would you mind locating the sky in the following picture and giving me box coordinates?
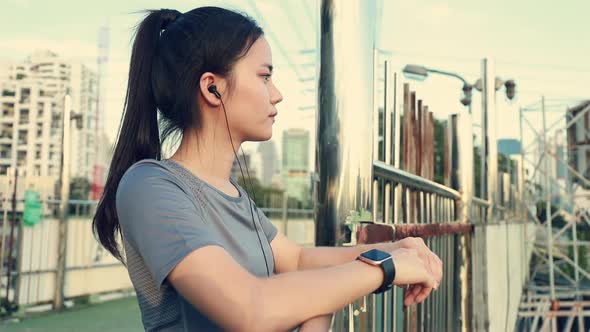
[1,0,589,172]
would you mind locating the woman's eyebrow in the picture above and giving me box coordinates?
[260,63,273,73]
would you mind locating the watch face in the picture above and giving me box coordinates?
[361,249,391,262]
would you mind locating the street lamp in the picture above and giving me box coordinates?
[403,61,518,213]
[402,64,517,111]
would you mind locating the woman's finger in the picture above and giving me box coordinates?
[415,286,433,304]
[409,285,422,300]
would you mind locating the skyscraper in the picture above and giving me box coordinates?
[257,140,278,186]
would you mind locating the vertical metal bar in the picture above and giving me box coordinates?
[14,194,24,306]
[384,60,393,227]
[447,235,453,331]
[372,49,380,230]
[383,66,395,330]
[0,167,13,290]
[572,203,580,287]
[541,96,556,302]
[393,73,402,227]
[5,167,19,305]
[435,235,440,329]
[373,179,379,225]
[54,93,72,310]
[282,191,288,237]
[482,58,498,223]
[36,203,47,304]
[26,223,35,305]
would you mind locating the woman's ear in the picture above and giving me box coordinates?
[199,72,223,106]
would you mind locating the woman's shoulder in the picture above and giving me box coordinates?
[117,158,190,198]
[121,158,172,180]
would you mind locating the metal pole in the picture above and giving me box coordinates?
[282,191,288,237]
[4,166,18,305]
[542,96,556,301]
[481,58,498,223]
[0,181,8,287]
[452,109,474,332]
[316,0,377,330]
[519,107,532,286]
[382,59,394,331]
[53,94,72,310]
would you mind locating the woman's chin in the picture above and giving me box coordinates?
[249,129,273,142]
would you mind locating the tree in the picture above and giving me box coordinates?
[70,177,90,200]
[236,176,284,208]
[433,118,446,185]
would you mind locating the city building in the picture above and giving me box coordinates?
[256,140,278,186]
[231,152,257,182]
[0,50,100,198]
[282,128,310,204]
[567,100,590,189]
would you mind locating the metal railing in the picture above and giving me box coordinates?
[312,8,523,326]
[0,195,318,315]
[0,198,127,315]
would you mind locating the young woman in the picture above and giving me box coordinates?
[92,7,442,332]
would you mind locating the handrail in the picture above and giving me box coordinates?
[472,197,490,207]
[373,160,460,199]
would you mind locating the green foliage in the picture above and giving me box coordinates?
[70,177,90,200]
[236,176,286,207]
[433,118,446,185]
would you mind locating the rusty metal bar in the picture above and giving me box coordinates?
[354,221,473,245]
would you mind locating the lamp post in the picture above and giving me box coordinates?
[402,63,517,113]
[402,61,517,202]
[53,93,83,310]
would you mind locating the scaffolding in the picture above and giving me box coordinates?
[517,98,590,331]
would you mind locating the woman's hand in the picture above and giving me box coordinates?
[387,238,442,306]
[393,237,443,286]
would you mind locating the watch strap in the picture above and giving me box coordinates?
[374,257,395,294]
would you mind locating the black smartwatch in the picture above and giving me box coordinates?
[356,249,396,294]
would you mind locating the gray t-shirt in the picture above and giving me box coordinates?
[116,158,278,331]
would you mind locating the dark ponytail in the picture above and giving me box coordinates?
[92,7,263,261]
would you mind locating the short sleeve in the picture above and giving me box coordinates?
[116,163,223,288]
[255,205,278,242]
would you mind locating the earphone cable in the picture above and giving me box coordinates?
[218,97,271,278]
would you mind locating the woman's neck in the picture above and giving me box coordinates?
[170,129,242,184]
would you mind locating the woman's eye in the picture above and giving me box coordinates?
[262,74,271,82]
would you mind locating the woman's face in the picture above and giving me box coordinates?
[224,36,283,142]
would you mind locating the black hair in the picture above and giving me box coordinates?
[92,7,264,261]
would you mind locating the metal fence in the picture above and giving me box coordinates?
[312,4,524,326]
[334,65,480,331]
[0,191,319,316]
[0,198,129,316]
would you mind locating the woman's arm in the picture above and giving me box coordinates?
[169,243,434,332]
[271,233,443,312]
[298,313,334,332]
[271,232,441,285]
[298,238,441,275]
